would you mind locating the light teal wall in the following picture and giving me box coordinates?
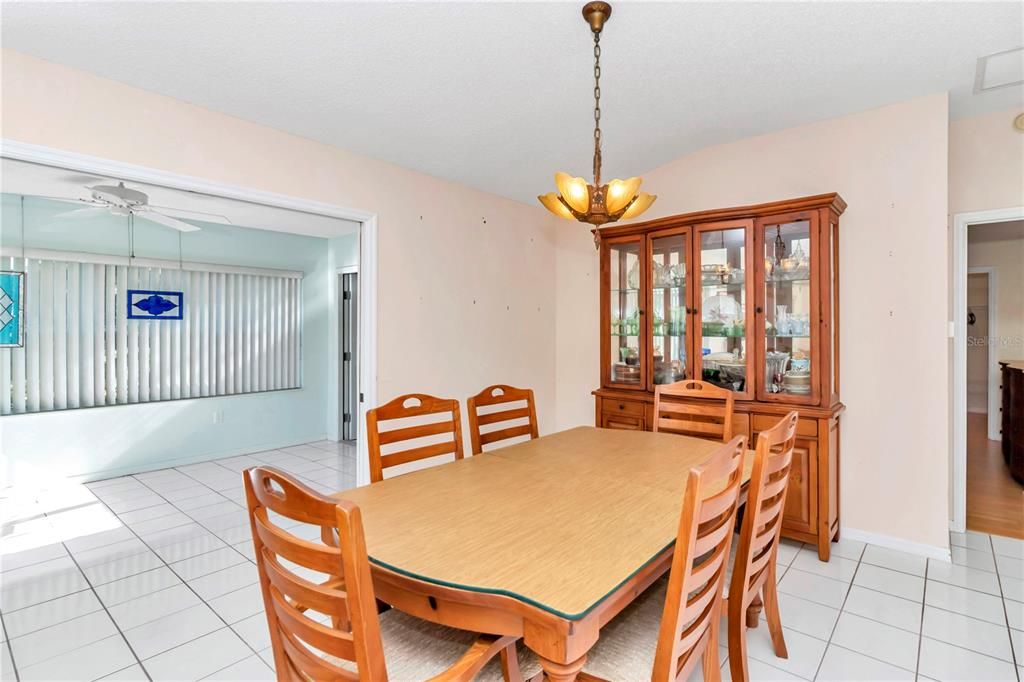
[0,195,335,483]
[329,233,359,270]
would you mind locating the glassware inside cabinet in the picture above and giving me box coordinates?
[699,227,748,393]
[609,240,642,385]
[650,232,688,385]
[763,219,812,396]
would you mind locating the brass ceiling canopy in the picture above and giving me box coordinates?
[538,2,656,231]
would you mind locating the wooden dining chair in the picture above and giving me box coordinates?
[726,411,799,682]
[575,435,747,682]
[466,385,539,454]
[366,394,464,483]
[653,380,735,443]
[244,466,523,681]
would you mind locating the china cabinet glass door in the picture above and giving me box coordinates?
[606,236,645,388]
[648,228,692,388]
[694,221,754,399]
[757,213,819,403]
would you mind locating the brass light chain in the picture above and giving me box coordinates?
[592,29,603,187]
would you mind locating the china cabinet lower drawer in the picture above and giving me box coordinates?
[604,399,645,417]
[601,413,645,430]
[753,414,817,438]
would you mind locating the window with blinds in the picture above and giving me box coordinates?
[0,255,302,415]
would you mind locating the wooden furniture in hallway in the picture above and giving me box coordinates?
[1000,361,1024,485]
[574,436,745,682]
[333,426,756,682]
[653,379,735,442]
[727,411,799,682]
[366,393,464,483]
[593,193,846,560]
[243,466,520,681]
[467,384,539,454]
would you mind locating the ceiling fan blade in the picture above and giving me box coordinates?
[53,207,110,220]
[26,195,102,207]
[61,174,107,185]
[149,205,232,225]
[134,210,201,232]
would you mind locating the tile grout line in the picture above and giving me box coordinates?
[123,472,270,661]
[63,478,266,671]
[914,551,929,679]
[195,642,275,681]
[0,612,21,682]
[810,542,864,682]
[0,536,245,622]
[989,533,1023,682]
[911,533,1024,677]
[56,536,153,681]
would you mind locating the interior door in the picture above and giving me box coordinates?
[341,272,358,441]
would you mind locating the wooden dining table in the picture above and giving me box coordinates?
[334,426,756,681]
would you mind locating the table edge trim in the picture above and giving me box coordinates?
[368,539,676,622]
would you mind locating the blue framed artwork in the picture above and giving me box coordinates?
[127,290,184,320]
[0,271,25,347]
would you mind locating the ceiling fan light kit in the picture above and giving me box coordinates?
[538,1,656,239]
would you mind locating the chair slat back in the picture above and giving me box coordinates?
[366,393,464,482]
[729,411,798,611]
[467,384,539,454]
[244,467,388,681]
[654,380,735,443]
[652,435,746,681]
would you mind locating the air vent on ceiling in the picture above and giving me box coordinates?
[974,47,1024,93]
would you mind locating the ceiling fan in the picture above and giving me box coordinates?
[52,181,229,232]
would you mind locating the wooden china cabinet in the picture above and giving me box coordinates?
[593,193,846,560]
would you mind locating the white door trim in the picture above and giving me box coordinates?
[1,138,379,487]
[951,206,1024,533]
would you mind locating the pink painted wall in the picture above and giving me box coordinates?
[950,109,1024,215]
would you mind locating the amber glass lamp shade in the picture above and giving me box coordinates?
[539,173,656,225]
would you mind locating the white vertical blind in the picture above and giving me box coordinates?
[0,256,302,416]
[67,262,81,409]
[39,260,54,411]
[78,262,92,408]
[105,265,117,405]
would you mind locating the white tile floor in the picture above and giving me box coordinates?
[0,441,355,681]
[0,443,1021,681]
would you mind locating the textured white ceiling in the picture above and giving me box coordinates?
[3,2,1022,205]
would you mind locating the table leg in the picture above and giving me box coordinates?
[538,654,587,682]
[746,593,763,628]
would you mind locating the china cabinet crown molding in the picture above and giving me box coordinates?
[593,192,846,561]
[591,193,847,240]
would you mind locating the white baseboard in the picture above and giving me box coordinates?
[72,433,329,484]
[841,526,951,563]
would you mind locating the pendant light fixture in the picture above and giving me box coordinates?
[538,2,656,230]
